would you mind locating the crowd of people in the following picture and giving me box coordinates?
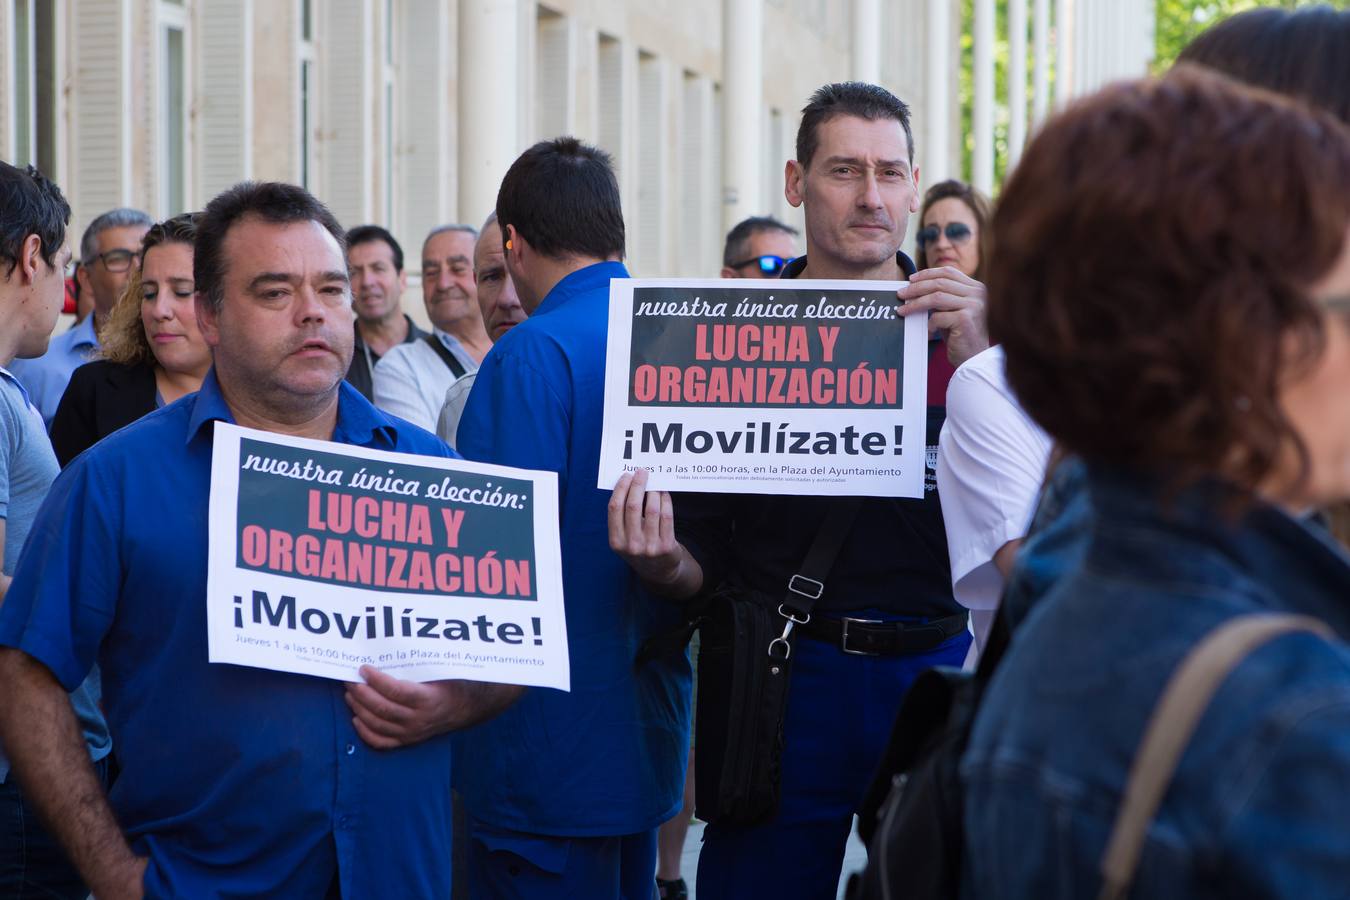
[0,4,1348,899]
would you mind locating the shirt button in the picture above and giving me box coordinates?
[345,743,356,756]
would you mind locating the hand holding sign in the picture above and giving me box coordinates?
[896,266,990,367]
[607,469,704,600]
[207,424,571,690]
[345,665,525,749]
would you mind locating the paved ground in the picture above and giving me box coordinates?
[677,817,867,899]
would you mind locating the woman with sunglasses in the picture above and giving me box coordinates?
[50,214,210,467]
[914,179,992,281]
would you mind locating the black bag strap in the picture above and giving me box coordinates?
[972,601,1011,683]
[768,496,863,658]
[779,496,864,619]
[424,333,468,378]
[635,496,862,665]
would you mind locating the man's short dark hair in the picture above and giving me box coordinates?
[345,224,404,272]
[796,82,915,170]
[196,181,346,312]
[0,162,70,278]
[496,137,625,260]
[722,216,799,268]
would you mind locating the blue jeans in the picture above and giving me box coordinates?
[468,819,658,900]
[696,619,970,900]
[0,754,112,899]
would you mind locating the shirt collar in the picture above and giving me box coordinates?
[185,369,401,448]
[0,365,38,413]
[535,261,629,316]
[353,314,424,351]
[1084,463,1350,636]
[780,251,917,280]
[432,328,465,352]
[68,314,100,350]
[780,250,933,347]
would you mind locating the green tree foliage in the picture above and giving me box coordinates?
[959,0,1046,191]
[1153,0,1339,73]
[958,0,1342,191]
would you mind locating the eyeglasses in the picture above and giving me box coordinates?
[729,255,792,276]
[89,248,142,273]
[916,222,973,249]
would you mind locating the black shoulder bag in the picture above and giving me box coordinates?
[845,606,1009,900]
[684,496,862,826]
[424,334,468,378]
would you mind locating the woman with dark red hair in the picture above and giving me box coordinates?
[962,67,1350,898]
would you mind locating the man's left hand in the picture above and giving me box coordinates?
[344,666,523,750]
[896,266,990,367]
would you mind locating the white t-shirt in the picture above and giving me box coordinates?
[371,329,478,432]
[936,345,1052,663]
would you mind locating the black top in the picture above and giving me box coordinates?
[50,359,158,467]
[674,251,961,617]
[344,314,428,400]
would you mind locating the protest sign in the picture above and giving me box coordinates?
[206,423,570,690]
[598,278,929,497]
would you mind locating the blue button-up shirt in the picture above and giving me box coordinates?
[0,371,460,898]
[8,314,99,428]
[457,261,693,836]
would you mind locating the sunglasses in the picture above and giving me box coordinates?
[916,222,973,249]
[729,254,792,276]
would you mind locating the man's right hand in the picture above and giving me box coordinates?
[607,469,702,599]
[0,648,147,900]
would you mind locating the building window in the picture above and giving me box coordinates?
[636,52,664,274]
[158,0,189,216]
[299,0,317,190]
[535,6,570,140]
[12,0,34,164]
[763,107,783,219]
[680,72,706,275]
[10,0,56,175]
[596,33,623,169]
[712,83,724,218]
[383,0,397,226]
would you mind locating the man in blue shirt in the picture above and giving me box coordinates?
[456,138,692,899]
[9,207,151,427]
[0,181,520,899]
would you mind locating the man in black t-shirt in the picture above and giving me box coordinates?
[342,224,426,400]
[609,82,989,900]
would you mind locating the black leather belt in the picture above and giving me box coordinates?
[798,612,968,656]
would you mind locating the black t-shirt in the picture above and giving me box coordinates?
[343,315,427,401]
[674,252,960,617]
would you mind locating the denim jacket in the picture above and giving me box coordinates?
[962,463,1350,899]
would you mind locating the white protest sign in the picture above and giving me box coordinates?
[598,278,930,497]
[207,423,570,690]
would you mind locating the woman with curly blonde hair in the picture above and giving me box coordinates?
[50,213,208,466]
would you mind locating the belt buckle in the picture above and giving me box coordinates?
[840,616,884,656]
